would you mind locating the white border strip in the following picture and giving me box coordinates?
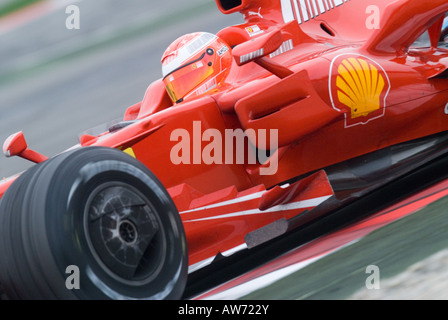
[180,190,265,214]
[187,195,332,222]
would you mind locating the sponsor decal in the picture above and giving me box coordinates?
[248,7,264,19]
[217,45,229,56]
[329,54,390,127]
[245,25,264,37]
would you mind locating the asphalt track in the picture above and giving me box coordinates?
[1,0,448,301]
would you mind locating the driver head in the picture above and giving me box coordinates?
[161,32,232,104]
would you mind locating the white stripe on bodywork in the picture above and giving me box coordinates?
[186,195,332,222]
[188,243,248,273]
[240,48,264,64]
[186,194,332,273]
[189,257,215,273]
[306,0,315,18]
[316,0,326,13]
[291,0,302,24]
[199,240,359,299]
[280,0,295,23]
[180,190,265,214]
[298,0,309,21]
[181,183,292,214]
[269,39,294,58]
[310,0,319,16]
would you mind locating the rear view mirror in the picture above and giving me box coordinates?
[232,29,284,66]
[3,131,27,157]
[3,131,48,163]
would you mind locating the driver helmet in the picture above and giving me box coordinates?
[161,32,232,104]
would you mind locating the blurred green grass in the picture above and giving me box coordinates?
[0,0,43,18]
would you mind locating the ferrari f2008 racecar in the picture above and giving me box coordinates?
[1,0,448,300]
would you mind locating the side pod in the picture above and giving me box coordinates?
[235,70,341,149]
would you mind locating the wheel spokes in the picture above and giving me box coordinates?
[87,185,165,281]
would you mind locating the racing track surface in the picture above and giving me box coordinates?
[2,0,448,300]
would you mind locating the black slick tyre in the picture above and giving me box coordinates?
[0,147,188,300]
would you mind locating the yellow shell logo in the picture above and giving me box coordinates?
[330,55,390,127]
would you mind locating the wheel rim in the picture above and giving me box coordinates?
[84,182,167,285]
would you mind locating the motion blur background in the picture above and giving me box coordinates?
[2,0,448,301]
[0,0,242,178]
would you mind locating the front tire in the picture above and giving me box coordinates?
[0,147,188,300]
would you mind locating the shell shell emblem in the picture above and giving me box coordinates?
[329,55,390,127]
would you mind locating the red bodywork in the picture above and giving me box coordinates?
[2,0,448,273]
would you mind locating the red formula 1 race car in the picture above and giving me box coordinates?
[1,0,448,300]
